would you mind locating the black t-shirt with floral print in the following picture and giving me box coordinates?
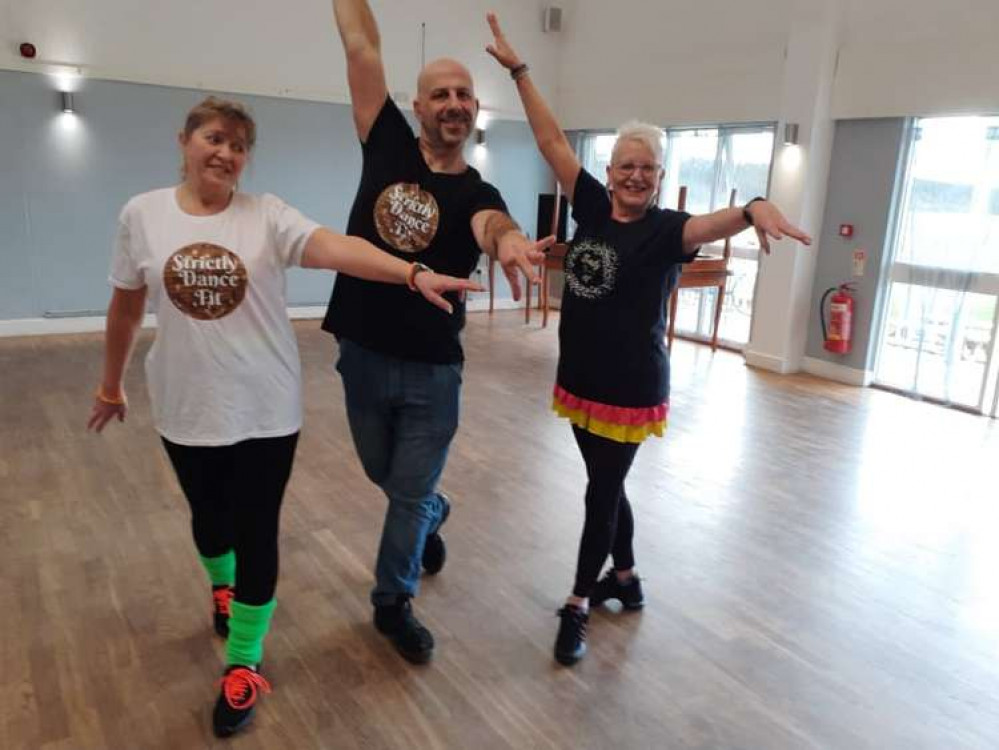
[557,167,694,407]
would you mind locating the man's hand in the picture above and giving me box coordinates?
[497,232,554,300]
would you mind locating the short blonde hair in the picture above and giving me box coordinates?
[611,120,664,165]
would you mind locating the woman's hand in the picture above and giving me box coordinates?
[87,388,128,433]
[486,13,523,71]
[746,201,812,254]
[413,270,486,314]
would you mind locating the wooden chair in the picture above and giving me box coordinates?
[540,242,568,327]
[667,186,737,351]
[488,253,496,314]
[533,184,568,327]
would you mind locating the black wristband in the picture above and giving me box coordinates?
[742,197,766,226]
[510,63,529,80]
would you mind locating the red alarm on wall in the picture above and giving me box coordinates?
[19,42,37,59]
[839,224,854,238]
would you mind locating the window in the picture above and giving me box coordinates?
[874,116,999,414]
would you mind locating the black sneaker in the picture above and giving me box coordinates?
[422,492,451,576]
[373,596,435,664]
[554,605,589,666]
[590,571,644,610]
[212,585,233,638]
[212,665,271,738]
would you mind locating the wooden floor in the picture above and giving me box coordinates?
[3,311,999,750]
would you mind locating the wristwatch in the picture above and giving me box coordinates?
[407,262,433,291]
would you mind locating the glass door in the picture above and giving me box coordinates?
[874,116,999,414]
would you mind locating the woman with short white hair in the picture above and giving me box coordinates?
[487,14,811,666]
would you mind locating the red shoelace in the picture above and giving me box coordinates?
[212,587,234,617]
[219,667,271,710]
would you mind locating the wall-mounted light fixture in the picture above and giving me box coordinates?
[475,128,486,146]
[61,91,75,113]
[783,122,799,146]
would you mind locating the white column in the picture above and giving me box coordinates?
[744,0,842,374]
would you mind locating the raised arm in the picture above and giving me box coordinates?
[333,0,389,141]
[486,13,580,200]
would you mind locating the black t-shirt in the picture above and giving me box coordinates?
[557,168,694,407]
[322,98,507,363]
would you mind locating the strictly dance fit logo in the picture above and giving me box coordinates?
[374,183,440,253]
[163,243,248,320]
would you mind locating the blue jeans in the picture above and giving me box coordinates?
[335,339,461,606]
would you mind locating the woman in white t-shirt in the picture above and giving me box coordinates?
[86,97,479,738]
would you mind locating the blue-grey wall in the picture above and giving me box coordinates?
[0,70,552,319]
[804,118,908,371]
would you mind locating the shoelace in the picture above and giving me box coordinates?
[219,667,271,710]
[212,587,234,617]
[557,607,588,637]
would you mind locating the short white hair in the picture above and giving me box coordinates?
[611,121,664,165]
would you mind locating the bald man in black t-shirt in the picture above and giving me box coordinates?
[324,0,554,665]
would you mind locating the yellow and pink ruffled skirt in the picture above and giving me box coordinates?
[552,384,668,444]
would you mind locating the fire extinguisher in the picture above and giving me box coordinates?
[820,283,856,354]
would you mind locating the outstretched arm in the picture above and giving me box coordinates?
[486,13,580,200]
[333,0,389,141]
[470,209,551,301]
[683,201,812,254]
[301,228,484,313]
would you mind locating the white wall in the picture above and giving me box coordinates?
[832,0,999,118]
[557,0,999,130]
[0,0,560,121]
[556,0,792,129]
[8,0,998,130]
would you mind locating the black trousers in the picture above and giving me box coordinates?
[571,425,640,598]
[162,433,299,606]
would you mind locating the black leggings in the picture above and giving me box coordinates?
[571,426,640,599]
[162,433,299,606]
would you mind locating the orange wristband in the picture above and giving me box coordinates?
[95,387,126,406]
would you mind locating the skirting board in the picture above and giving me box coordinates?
[801,356,873,387]
[743,349,796,375]
[0,300,526,338]
[466,298,523,312]
[284,300,528,315]
[0,314,158,338]
[288,301,528,315]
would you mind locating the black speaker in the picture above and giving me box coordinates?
[536,193,568,242]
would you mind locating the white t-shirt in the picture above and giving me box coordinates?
[110,188,321,446]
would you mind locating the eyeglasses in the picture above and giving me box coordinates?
[612,162,660,177]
